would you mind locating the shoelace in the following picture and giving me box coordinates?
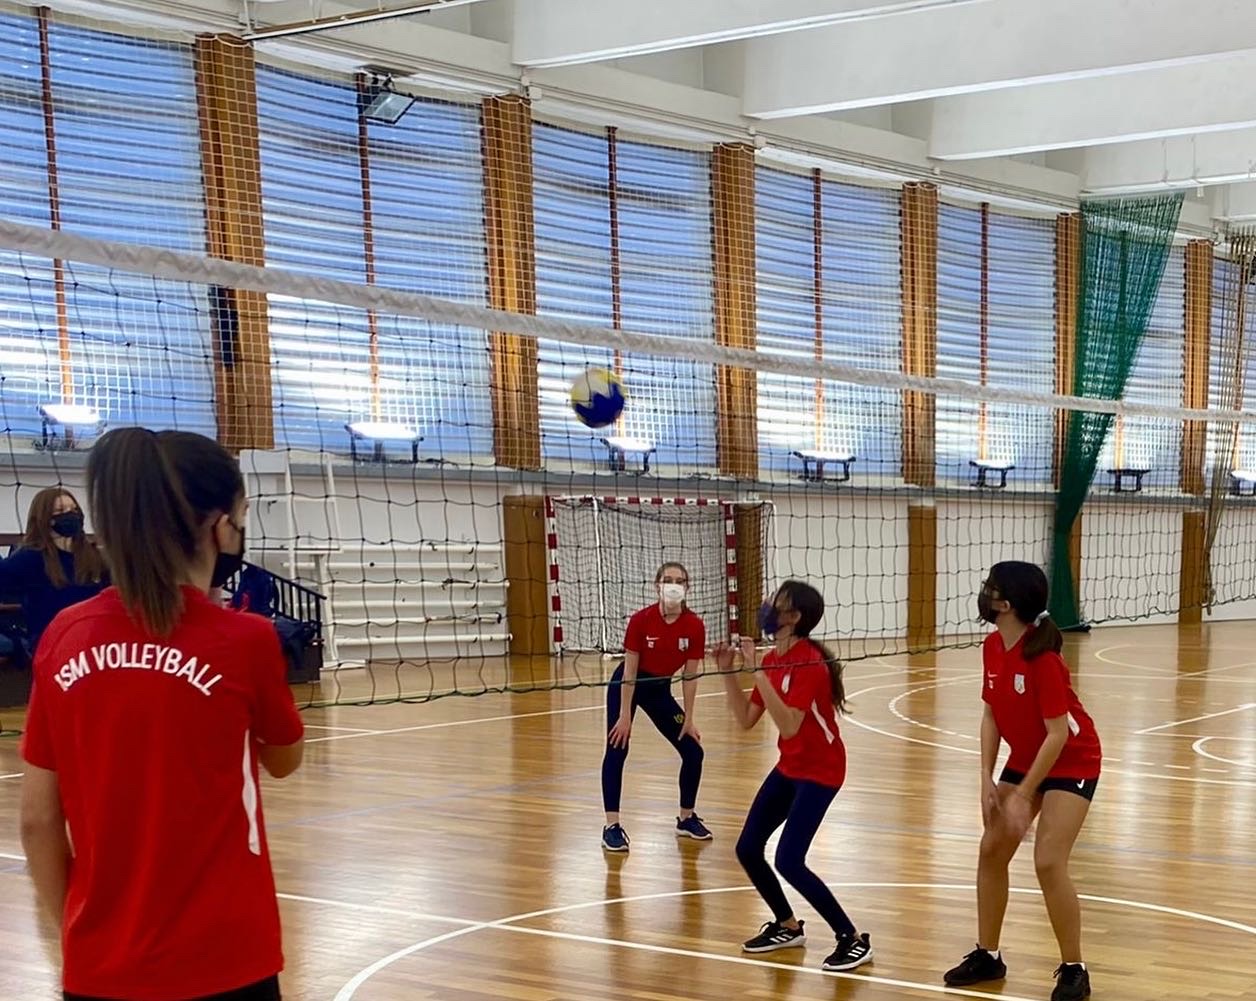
[1053,964,1084,982]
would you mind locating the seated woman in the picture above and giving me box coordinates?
[0,487,108,657]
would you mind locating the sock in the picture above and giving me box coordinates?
[984,949,1000,961]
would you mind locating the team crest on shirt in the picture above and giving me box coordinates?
[679,638,689,651]
[1013,673,1026,694]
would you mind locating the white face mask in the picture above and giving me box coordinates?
[660,583,686,607]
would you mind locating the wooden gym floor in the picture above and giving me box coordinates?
[2,621,1255,1000]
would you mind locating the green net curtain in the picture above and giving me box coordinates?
[1049,193,1184,627]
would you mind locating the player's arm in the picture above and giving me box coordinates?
[980,702,1000,782]
[619,649,640,719]
[259,739,304,778]
[253,624,306,778]
[19,764,70,929]
[715,641,764,729]
[1014,714,1068,799]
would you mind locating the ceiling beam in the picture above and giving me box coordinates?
[929,51,1256,160]
[511,0,992,68]
[1081,130,1256,194]
[1216,182,1256,222]
[743,0,1256,118]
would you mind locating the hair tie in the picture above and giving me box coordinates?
[1033,610,1050,627]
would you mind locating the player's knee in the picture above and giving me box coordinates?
[682,738,704,765]
[1033,844,1067,882]
[735,830,763,867]
[773,848,808,885]
[978,829,1016,866]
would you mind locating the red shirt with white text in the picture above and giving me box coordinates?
[21,586,304,1000]
[751,640,846,789]
[981,630,1101,779]
[623,604,705,678]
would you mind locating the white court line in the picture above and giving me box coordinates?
[301,724,382,733]
[1093,644,1256,678]
[0,772,23,780]
[306,664,925,744]
[887,678,981,741]
[845,679,1256,787]
[1192,736,1256,769]
[1135,704,1256,735]
[330,880,1256,1001]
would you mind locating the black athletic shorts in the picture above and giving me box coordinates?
[65,974,281,1001]
[999,767,1098,802]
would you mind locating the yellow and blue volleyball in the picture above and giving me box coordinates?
[570,367,626,428]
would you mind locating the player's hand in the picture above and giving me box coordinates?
[980,776,1000,829]
[679,718,702,743]
[739,637,758,670]
[608,717,632,749]
[1001,787,1033,839]
[710,642,736,671]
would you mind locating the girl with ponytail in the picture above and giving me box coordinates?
[715,579,872,974]
[944,561,1102,1001]
[20,429,304,1001]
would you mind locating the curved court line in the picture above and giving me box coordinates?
[1192,736,1256,769]
[887,678,980,741]
[1093,644,1256,677]
[330,880,1256,1001]
[843,678,1256,787]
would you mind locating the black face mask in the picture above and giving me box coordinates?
[51,511,84,538]
[210,524,246,589]
[977,588,1001,624]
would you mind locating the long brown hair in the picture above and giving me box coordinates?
[775,579,848,714]
[86,429,243,636]
[985,561,1064,660]
[22,486,105,588]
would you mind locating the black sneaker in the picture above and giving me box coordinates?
[601,824,630,852]
[742,920,806,953]
[1051,963,1091,1000]
[676,814,713,840]
[822,932,873,972]
[944,947,1007,986]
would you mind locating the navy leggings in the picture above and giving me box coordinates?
[735,768,856,938]
[601,661,704,813]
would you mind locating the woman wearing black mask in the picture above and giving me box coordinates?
[0,487,107,656]
[944,562,1101,1001]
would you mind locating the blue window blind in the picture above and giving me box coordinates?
[0,12,60,438]
[258,66,490,458]
[755,166,901,476]
[0,14,211,438]
[49,21,213,436]
[534,123,715,470]
[366,98,490,461]
[936,204,1056,483]
[1208,257,1256,473]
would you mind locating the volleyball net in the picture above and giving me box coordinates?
[1,214,1255,718]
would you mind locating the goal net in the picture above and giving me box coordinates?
[546,496,775,652]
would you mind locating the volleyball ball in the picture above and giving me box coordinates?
[570,367,627,428]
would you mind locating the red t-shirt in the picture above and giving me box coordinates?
[750,640,846,789]
[623,604,706,678]
[21,586,304,1000]
[981,631,1102,779]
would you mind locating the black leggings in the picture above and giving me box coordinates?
[65,974,281,1001]
[601,662,704,813]
[735,768,856,938]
